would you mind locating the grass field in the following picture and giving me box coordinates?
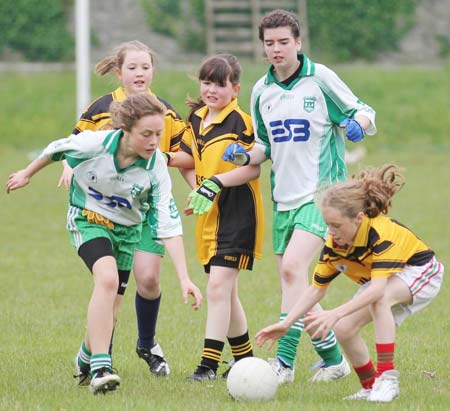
[0,63,449,410]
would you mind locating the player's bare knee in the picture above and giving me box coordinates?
[334,318,359,342]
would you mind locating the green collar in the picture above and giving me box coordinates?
[103,129,156,170]
[266,53,315,86]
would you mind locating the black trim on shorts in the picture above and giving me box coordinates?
[203,253,254,274]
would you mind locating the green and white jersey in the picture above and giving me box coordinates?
[251,54,376,211]
[39,129,182,238]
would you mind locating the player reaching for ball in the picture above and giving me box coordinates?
[222,9,377,384]
[256,164,444,402]
[58,40,194,380]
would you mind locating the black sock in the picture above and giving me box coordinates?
[135,292,161,349]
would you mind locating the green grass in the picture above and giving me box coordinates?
[1,65,449,410]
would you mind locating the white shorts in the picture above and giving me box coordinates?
[357,256,444,326]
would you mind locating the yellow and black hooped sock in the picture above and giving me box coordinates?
[200,338,224,372]
[228,331,253,362]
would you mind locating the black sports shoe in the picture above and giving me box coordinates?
[221,359,235,379]
[74,355,91,386]
[136,342,170,376]
[186,365,217,382]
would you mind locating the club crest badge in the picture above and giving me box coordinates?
[169,198,179,219]
[131,184,144,198]
[303,96,316,113]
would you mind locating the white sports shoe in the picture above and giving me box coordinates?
[367,370,400,403]
[343,388,372,400]
[89,368,120,394]
[310,356,351,382]
[268,358,295,384]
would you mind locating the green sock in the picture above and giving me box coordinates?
[77,340,91,368]
[90,353,112,376]
[276,313,303,368]
[311,330,343,366]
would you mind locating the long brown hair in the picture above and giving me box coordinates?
[318,164,405,218]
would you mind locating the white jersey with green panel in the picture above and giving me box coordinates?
[39,129,182,238]
[251,54,376,211]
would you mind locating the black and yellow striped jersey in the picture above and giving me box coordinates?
[313,214,434,288]
[72,86,185,152]
[181,98,264,265]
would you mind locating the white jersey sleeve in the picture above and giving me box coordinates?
[38,130,110,161]
[146,151,183,239]
[313,64,376,135]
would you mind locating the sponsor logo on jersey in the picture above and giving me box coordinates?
[224,255,238,262]
[303,96,316,113]
[270,119,311,142]
[87,186,132,209]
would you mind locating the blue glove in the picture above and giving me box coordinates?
[188,177,223,215]
[339,118,365,142]
[222,143,250,166]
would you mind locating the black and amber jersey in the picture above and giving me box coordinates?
[180,98,264,266]
[72,86,185,152]
[313,215,434,288]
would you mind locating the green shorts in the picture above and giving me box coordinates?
[67,206,142,271]
[272,201,327,254]
[134,222,165,256]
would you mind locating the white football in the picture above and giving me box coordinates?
[227,357,279,401]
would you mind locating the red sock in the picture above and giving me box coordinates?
[354,360,376,389]
[376,342,395,377]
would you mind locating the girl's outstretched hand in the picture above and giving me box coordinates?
[255,322,289,350]
[303,309,339,341]
[6,170,30,193]
[180,279,203,310]
[57,162,74,191]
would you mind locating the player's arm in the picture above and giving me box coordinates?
[7,156,54,193]
[161,235,203,310]
[186,164,261,215]
[164,150,195,169]
[58,159,74,190]
[303,277,388,340]
[255,285,326,349]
